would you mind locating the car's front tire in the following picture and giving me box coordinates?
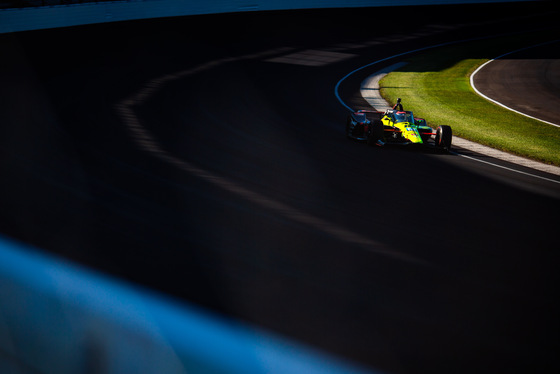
[435,125,452,152]
[367,120,384,146]
[346,116,353,139]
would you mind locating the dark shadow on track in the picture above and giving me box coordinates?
[1,3,559,374]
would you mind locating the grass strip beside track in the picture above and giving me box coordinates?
[379,32,560,166]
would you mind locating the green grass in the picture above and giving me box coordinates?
[379,32,560,166]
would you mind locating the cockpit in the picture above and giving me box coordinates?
[394,111,414,124]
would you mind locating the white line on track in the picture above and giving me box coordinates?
[470,39,560,128]
[449,150,560,185]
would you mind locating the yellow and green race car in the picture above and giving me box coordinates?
[348,98,452,151]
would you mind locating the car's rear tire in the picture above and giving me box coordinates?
[435,125,452,152]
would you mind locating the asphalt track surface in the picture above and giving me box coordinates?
[1,3,560,374]
[472,41,560,125]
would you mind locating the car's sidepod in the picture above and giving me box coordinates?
[396,123,423,144]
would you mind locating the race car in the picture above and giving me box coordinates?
[346,98,452,151]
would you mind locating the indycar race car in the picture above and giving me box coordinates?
[346,98,452,151]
